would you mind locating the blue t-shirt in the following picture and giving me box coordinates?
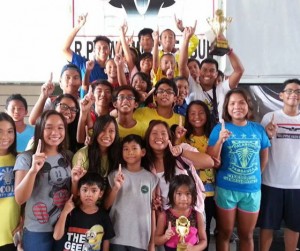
[71,52,107,82]
[17,124,35,153]
[208,121,270,192]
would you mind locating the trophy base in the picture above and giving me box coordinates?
[209,39,230,56]
[177,243,187,251]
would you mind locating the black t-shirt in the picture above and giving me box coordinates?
[63,207,115,251]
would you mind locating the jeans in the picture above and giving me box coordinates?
[23,228,64,251]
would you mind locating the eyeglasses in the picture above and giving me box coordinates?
[283,89,300,95]
[56,103,79,114]
[116,95,136,101]
[156,89,175,95]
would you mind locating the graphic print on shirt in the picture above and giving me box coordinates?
[0,166,14,198]
[226,134,260,185]
[32,158,70,224]
[277,123,300,139]
[64,224,104,251]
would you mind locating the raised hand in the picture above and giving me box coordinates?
[174,14,184,32]
[31,139,46,173]
[219,120,231,142]
[266,113,277,139]
[152,29,159,42]
[114,53,124,66]
[62,194,75,214]
[114,164,125,191]
[41,72,55,98]
[76,13,88,29]
[165,221,175,240]
[86,60,95,72]
[168,140,183,157]
[84,125,91,146]
[174,117,187,140]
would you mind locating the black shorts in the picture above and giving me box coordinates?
[257,184,300,232]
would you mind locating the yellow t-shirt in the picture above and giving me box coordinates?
[72,146,109,177]
[133,107,184,128]
[118,120,147,139]
[0,154,20,246]
[181,135,215,197]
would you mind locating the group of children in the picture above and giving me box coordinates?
[0,11,299,251]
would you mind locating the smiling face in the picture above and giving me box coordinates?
[94,84,112,108]
[131,74,148,92]
[154,83,177,108]
[279,83,300,108]
[148,123,170,152]
[160,30,176,52]
[0,120,15,155]
[160,54,176,74]
[43,114,66,150]
[55,97,78,124]
[60,69,82,96]
[227,93,249,124]
[199,63,218,89]
[176,79,189,106]
[6,100,27,122]
[105,59,117,79]
[140,56,153,73]
[187,60,200,80]
[97,121,116,152]
[188,104,207,130]
[94,40,110,62]
[113,89,138,115]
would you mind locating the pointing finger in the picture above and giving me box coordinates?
[179,116,183,127]
[168,221,172,230]
[271,113,275,125]
[118,164,122,173]
[174,14,178,22]
[84,12,88,18]
[49,72,53,83]
[69,194,73,201]
[221,120,225,131]
[146,87,155,98]
[36,139,42,154]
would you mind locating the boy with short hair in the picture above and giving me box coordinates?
[133,78,183,127]
[28,63,82,125]
[53,172,115,251]
[173,76,189,116]
[62,13,109,83]
[258,78,300,251]
[5,94,34,152]
[138,28,154,53]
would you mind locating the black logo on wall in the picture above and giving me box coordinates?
[109,0,175,16]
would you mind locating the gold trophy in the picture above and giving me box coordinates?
[176,216,190,251]
[207,9,232,56]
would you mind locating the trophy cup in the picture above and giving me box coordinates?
[207,9,232,56]
[176,216,190,251]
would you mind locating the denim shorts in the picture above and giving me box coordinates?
[215,186,261,212]
[22,228,65,251]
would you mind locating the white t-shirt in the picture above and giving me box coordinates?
[261,109,300,188]
[187,75,230,120]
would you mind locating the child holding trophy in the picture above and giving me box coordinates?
[154,174,207,251]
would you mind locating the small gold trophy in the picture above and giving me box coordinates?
[176,216,190,251]
[207,9,232,56]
